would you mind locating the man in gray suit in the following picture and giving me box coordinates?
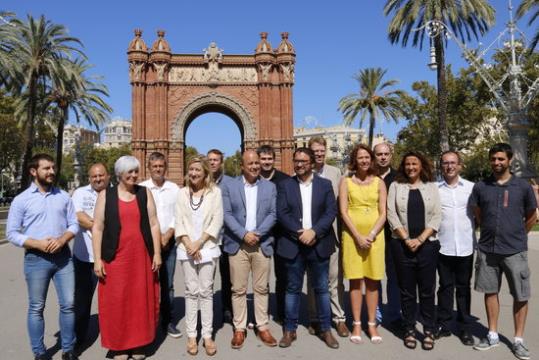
[222,150,278,349]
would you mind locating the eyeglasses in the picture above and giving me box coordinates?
[293,159,310,164]
[441,161,459,167]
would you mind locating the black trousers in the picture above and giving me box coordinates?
[219,245,233,314]
[436,253,474,331]
[274,254,287,321]
[73,257,98,344]
[391,239,440,333]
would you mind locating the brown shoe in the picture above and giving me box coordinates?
[231,330,246,349]
[308,321,320,335]
[258,329,278,347]
[335,321,350,337]
[278,330,297,348]
[203,337,217,356]
[320,330,340,349]
[186,337,198,356]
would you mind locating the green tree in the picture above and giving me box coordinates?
[48,58,112,181]
[338,67,406,148]
[384,0,495,152]
[4,14,84,189]
[79,144,131,185]
[395,66,495,167]
[224,151,241,177]
[0,91,23,177]
[184,146,199,165]
[517,0,539,51]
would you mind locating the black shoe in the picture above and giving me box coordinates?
[308,321,320,335]
[61,352,79,360]
[35,355,48,360]
[460,331,474,346]
[435,326,451,339]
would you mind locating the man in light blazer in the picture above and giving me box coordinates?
[276,147,340,349]
[222,150,278,349]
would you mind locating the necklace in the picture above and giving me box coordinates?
[189,190,204,211]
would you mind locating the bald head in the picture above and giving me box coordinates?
[241,150,260,184]
[373,143,392,171]
[88,163,109,192]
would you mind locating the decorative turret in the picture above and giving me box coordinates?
[276,32,295,84]
[127,29,149,83]
[149,30,171,83]
[276,32,295,54]
[151,30,171,52]
[255,32,273,54]
[128,28,148,52]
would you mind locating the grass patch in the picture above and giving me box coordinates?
[533,223,539,232]
[0,224,5,240]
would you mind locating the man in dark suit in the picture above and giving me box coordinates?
[276,147,339,349]
[222,150,278,349]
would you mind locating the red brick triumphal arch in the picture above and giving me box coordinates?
[127,30,296,182]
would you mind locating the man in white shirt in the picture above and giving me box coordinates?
[222,150,277,348]
[436,151,475,345]
[71,163,109,349]
[140,152,181,337]
[307,137,348,338]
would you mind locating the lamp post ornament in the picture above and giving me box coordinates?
[423,0,538,178]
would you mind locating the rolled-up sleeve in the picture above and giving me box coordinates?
[6,197,29,247]
[65,198,79,235]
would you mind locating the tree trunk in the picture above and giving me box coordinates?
[55,106,68,184]
[435,35,450,153]
[368,112,375,149]
[20,75,38,191]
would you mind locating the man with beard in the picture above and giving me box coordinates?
[207,149,234,323]
[257,145,290,323]
[140,152,181,337]
[276,148,339,349]
[71,163,110,350]
[7,153,79,360]
[471,143,537,360]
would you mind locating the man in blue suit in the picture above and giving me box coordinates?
[222,150,278,349]
[276,147,339,349]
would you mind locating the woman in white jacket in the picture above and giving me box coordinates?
[175,155,223,356]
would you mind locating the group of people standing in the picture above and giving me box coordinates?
[6,139,537,360]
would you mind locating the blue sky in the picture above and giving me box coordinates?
[4,0,536,157]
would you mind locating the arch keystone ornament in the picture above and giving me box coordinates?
[128,30,295,182]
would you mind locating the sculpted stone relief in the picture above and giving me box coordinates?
[129,61,145,81]
[168,66,257,84]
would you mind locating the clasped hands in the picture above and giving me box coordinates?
[37,237,66,254]
[354,233,374,250]
[298,228,316,246]
[183,236,203,261]
[404,238,423,252]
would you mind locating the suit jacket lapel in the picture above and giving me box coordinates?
[293,175,303,217]
[237,176,246,209]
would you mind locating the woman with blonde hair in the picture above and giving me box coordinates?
[175,155,223,356]
[339,144,387,344]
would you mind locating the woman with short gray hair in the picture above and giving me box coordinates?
[92,155,162,360]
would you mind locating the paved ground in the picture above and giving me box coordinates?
[0,236,538,360]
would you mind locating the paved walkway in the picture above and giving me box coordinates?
[0,238,538,359]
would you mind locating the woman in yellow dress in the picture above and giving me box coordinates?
[339,144,387,344]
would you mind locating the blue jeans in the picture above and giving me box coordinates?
[73,256,98,344]
[284,253,331,332]
[160,244,177,325]
[24,248,75,356]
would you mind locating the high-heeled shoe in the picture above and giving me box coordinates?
[349,321,363,344]
[368,321,383,344]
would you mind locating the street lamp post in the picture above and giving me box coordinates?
[424,0,539,178]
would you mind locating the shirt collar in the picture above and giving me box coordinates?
[242,175,259,187]
[147,178,172,190]
[298,173,314,186]
[439,176,464,188]
[30,181,55,195]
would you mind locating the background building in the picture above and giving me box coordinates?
[103,118,132,148]
[294,124,389,166]
[62,125,100,154]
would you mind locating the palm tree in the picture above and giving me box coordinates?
[517,0,539,51]
[48,58,112,181]
[5,14,83,189]
[0,11,18,87]
[338,68,407,148]
[384,0,495,152]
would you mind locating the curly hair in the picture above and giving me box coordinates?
[348,144,378,176]
[395,151,434,183]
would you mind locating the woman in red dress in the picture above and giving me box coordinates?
[92,156,162,360]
